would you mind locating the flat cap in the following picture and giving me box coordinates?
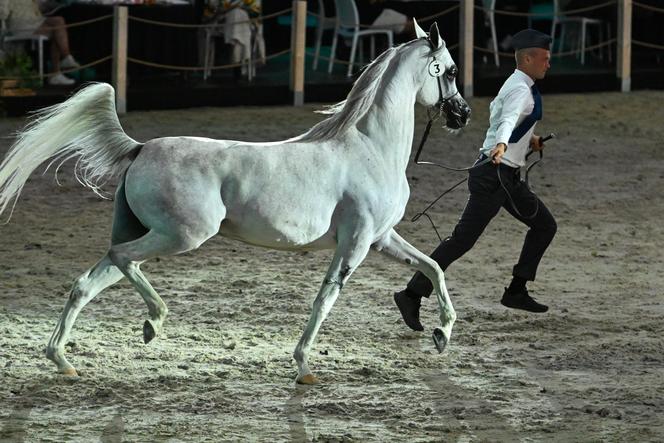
[512,29,552,50]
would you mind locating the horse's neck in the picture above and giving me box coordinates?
[358,65,417,171]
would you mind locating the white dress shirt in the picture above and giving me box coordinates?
[480,69,537,168]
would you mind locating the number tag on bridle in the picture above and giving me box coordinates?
[428,60,443,77]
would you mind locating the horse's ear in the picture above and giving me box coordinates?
[429,22,444,49]
[413,18,427,39]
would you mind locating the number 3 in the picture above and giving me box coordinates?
[428,60,443,77]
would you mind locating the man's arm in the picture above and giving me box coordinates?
[490,86,532,164]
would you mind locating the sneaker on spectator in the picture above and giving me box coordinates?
[48,73,75,86]
[60,55,80,70]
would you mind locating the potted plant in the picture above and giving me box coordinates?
[0,51,39,96]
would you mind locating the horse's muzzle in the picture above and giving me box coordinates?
[442,99,471,129]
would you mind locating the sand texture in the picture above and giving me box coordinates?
[0,90,663,442]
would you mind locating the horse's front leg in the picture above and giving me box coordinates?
[373,228,457,353]
[293,228,372,385]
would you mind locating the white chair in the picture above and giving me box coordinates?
[203,9,263,82]
[329,0,393,77]
[482,0,499,67]
[312,0,336,70]
[202,23,221,81]
[528,0,609,65]
[1,19,48,82]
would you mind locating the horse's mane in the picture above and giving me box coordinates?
[293,40,424,143]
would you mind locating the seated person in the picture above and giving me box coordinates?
[0,0,80,85]
[200,0,265,78]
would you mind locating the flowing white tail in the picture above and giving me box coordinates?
[0,82,141,219]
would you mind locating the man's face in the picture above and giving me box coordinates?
[527,48,551,80]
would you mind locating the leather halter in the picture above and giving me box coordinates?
[413,36,489,172]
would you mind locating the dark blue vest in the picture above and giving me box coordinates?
[509,85,542,143]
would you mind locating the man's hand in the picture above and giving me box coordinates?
[490,143,506,164]
[530,135,544,151]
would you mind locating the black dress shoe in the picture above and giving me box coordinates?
[500,287,548,313]
[394,290,424,331]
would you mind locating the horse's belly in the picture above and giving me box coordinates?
[217,165,342,250]
[218,218,337,251]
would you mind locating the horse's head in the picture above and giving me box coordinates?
[413,20,471,130]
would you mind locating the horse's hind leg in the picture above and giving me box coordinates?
[108,229,209,344]
[45,181,149,376]
[46,254,124,375]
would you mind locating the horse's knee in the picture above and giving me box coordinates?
[428,260,443,277]
[417,262,443,292]
[421,258,443,280]
[435,268,447,288]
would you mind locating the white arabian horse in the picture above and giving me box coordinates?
[0,21,470,384]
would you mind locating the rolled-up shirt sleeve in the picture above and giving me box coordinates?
[494,85,532,147]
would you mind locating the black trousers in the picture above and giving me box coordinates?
[407,156,557,298]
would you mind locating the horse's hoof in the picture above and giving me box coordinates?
[432,327,448,354]
[296,374,319,385]
[61,367,79,377]
[143,320,156,344]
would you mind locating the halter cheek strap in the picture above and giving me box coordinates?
[413,49,462,166]
[425,38,461,122]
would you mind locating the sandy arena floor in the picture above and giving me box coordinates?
[0,90,663,442]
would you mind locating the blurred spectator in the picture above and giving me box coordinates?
[200,0,264,78]
[0,0,80,85]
